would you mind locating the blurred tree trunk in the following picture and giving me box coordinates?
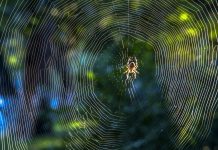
[25,15,56,136]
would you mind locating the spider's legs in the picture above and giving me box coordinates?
[125,73,129,85]
[133,73,136,79]
[126,73,129,80]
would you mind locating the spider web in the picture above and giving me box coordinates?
[0,0,218,149]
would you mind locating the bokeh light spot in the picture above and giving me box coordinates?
[180,13,189,21]
[87,71,95,80]
[8,55,18,66]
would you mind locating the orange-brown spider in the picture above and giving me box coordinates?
[124,57,139,80]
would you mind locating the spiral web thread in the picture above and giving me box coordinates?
[0,0,218,149]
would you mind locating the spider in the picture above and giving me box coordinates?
[124,57,139,80]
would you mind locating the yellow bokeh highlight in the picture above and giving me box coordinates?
[186,28,197,36]
[210,29,218,40]
[180,13,189,21]
[53,120,98,133]
[87,71,95,80]
[8,55,18,66]
[99,15,113,28]
[71,121,86,129]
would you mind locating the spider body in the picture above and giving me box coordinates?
[124,57,139,80]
